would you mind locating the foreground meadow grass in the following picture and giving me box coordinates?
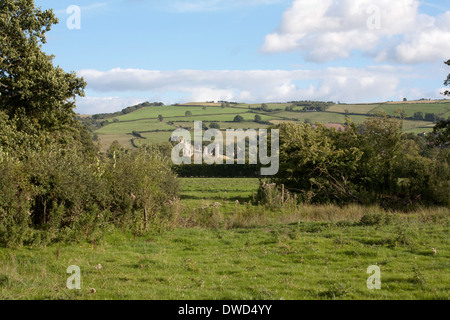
[0,178,448,300]
[0,220,448,300]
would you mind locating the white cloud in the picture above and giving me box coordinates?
[390,12,450,63]
[75,96,145,115]
[261,0,450,64]
[75,65,442,114]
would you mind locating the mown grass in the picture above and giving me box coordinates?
[0,178,448,300]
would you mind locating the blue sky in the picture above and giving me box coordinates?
[37,0,450,114]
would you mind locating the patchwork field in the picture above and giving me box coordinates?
[97,120,175,135]
[370,102,450,118]
[328,104,382,114]
[109,106,249,122]
[89,100,450,151]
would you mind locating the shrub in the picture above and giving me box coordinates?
[209,122,220,129]
[23,145,112,244]
[234,115,244,122]
[0,154,33,247]
[253,180,298,210]
[106,145,179,234]
[273,115,450,208]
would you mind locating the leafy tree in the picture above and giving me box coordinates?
[107,146,179,233]
[285,105,293,111]
[209,122,220,129]
[274,122,363,203]
[357,114,403,195]
[158,114,164,122]
[273,114,449,208]
[0,0,86,132]
[428,120,450,148]
[254,114,262,123]
[233,115,244,122]
[185,111,192,117]
[425,113,436,122]
[414,112,424,120]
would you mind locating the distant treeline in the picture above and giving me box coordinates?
[408,112,449,122]
[78,102,164,131]
[288,100,335,107]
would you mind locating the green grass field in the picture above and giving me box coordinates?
[328,104,382,114]
[269,111,369,124]
[0,178,448,300]
[97,120,175,135]
[179,177,260,209]
[172,121,271,130]
[111,106,249,122]
[370,102,450,118]
[164,113,276,123]
[96,133,134,151]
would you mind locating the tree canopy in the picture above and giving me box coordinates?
[444,60,450,96]
[234,115,244,122]
[0,0,86,132]
[273,115,450,208]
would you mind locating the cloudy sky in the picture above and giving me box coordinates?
[38,0,450,114]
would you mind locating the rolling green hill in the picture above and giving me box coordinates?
[83,99,450,151]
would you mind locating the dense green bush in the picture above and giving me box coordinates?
[0,154,33,247]
[106,144,179,234]
[272,115,450,209]
[0,122,180,246]
[274,122,363,204]
[25,146,111,239]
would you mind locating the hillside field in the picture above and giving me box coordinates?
[90,100,450,152]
